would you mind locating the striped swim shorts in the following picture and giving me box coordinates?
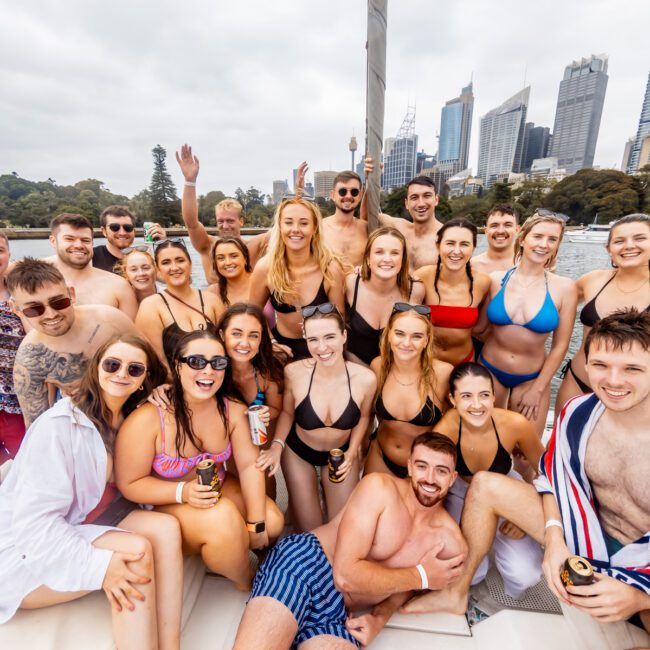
[250,533,360,648]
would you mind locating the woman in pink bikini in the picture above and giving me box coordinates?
[116,329,284,591]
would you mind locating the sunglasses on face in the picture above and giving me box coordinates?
[107,223,135,233]
[122,245,151,255]
[21,296,72,318]
[101,357,147,378]
[337,187,360,198]
[392,302,431,317]
[301,302,339,319]
[180,355,229,371]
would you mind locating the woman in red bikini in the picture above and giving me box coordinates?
[411,219,491,366]
[116,329,284,591]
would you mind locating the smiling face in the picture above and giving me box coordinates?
[331,179,363,214]
[607,221,650,269]
[437,226,475,271]
[221,313,262,364]
[98,341,148,400]
[280,203,315,251]
[405,183,439,224]
[11,280,75,337]
[50,224,93,270]
[101,215,135,250]
[125,251,156,292]
[177,337,227,401]
[520,221,563,267]
[368,234,404,280]
[408,445,456,507]
[214,242,247,280]
[450,374,495,429]
[586,339,650,413]
[486,212,519,252]
[304,315,347,366]
[388,312,430,364]
[155,245,191,287]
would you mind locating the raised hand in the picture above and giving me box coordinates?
[175,144,200,183]
[294,161,309,196]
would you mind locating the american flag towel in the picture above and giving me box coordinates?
[534,393,650,594]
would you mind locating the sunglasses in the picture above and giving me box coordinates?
[180,355,229,371]
[153,237,188,249]
[101,357,147,378]
[301,302,340,319]
[392,302,431,317]
[21,296,72,318]
[122,245,151,255]
[107,223,135,233]
[281,193,315,203]
[536,208,569,223]
[337,187,360,198]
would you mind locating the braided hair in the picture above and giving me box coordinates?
[433,218,477,306]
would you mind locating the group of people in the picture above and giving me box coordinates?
[0,144,648,649]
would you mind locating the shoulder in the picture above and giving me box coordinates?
[414,265,435,281]
[472,270,492,290]
[201,289,221,307]
[347,362,377,389]
[87,303,132,325]
[357,470,400,498]
[138,293,164,311]
[577,269,612,292]
[284,359,311,382]
[493,407,530,433]
[226,397,248,421]
[369,356,382,377]
[121,402,161,432]
[433,359,453,382]
[253,255,271,274]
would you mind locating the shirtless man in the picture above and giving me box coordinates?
[471,205,520,274]
[234,432,466,649]
[403,310,650,639]
[176,144,269,279]
[7,258,138,426]
[44,213,138,320]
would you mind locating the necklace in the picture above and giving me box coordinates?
[614,275,649,294]
[392,372,417,387]
[515,269,543,289]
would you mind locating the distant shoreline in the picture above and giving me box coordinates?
[0,227,269,240]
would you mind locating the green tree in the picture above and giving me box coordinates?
[148,144,180,226]
[129,189,152,224]
[489,181,513,205]
[381,186,409,220]
[198,190,227,225]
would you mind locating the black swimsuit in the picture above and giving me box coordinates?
[346,275,383,365]
[286,363,361,466]
[455,417,512,477]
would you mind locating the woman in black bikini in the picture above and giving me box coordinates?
[556,213,650,411]
[256,304,376,532]
[135,239,223,365]
[249,198,346,361]
[345,226,413,366]
[435,362,544,599]
[364,304,453,478]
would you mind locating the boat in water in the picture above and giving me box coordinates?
[564,218,610,244]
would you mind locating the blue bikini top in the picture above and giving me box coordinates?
[487,267,560,334]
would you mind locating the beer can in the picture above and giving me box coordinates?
[328,448,345,483]
[143,221,155,243]
[196,458,222,499]
[248,405,268,446]
[560,555,595,586]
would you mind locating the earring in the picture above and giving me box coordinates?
[139,384,145,391]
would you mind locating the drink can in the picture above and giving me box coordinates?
[328,448,345,483]
[248,405,268,446]
[143,221,155,243]
[560,555,595,586]
[196,458,222,499]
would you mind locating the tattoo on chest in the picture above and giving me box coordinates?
[88,324,101,344]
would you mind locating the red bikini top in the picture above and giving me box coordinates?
[429,304,479,330]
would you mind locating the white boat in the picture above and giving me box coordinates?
[565,222,611,244]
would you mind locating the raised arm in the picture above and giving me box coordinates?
[175,144,213,255]
[359,157,394,227]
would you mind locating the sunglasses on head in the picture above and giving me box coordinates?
[536,208,569,223]
[301,302,339,319]
[281,193,315,203]
[122,245,151,255]
[153,237,187,249]
[101,357,147,378]
[21,296,72,318]
[392,302,431,317]
[180,355,229,371]
[107,223,135,233]
[337,187,360,198]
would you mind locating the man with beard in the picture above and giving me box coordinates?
[471,205,520,274]
[234,432,466,649]
[44,213,138,320]
[7,258,138,427]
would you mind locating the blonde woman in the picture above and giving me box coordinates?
[114,246,158,304]
[249,198,346,360]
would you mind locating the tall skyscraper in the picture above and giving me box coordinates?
[438,82,474,172]
[477,87,530,188]
[314,171,337,198]
[549,54,609,174]
[383,105,418,190]
[272,179,289,204]
[627,70,650,174]
[522,124,551,172]
[622,138,635,172]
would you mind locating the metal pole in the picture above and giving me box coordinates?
[365,0,387,233]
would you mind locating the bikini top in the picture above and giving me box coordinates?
[250,367,265,407]
[580,273,650,327]
[429,304,479,330]
[486,267,560,334]
[455,417,512,478]
[375,389,442,428]
[269,280,329,314]
[152,405,231,481]
[347,275,383,365]
[294,363,361,431]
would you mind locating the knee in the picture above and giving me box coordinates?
[265,499,285,539]
[200,497,246,543]
[466,471,497,504]
[128,534,154,574]
[151,512,183,553]
[495,543,543,590]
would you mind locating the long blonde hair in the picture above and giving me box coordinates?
[266,198,338,303]
[377,310,438,404]
[514,212,566,269]
[361,226,411,299]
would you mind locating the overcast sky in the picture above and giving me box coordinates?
[1,0,648,198]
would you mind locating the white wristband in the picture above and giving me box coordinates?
[175,481,186,504]
[272,439,286,450]
[184,181,196,187]
[415,563,429,590]
[545,519,564,531]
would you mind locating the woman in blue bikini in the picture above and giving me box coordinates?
[478,212,577,436]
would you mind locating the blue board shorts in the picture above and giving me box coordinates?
[250,533,360,648]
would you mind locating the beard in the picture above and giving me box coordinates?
[59,250,91,269]
[412,480,445,507]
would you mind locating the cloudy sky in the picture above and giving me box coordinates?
[1,0,648,198]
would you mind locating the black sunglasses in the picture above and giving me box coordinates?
[301,302,339,319]
[337,187,360,198]
[122,245,151,255]
[21,296,72,318]
[107,223,135,233]
[180,355,229,371]
[392,302,431,317]
[153,237,187,249]
[101,357,147,378]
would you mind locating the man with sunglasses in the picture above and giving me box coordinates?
[7,258,138,427]
[44,213,138,320]
[93,206,165,273]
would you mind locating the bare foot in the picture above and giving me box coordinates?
[400,585,468,615]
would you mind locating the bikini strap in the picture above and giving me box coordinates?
[252,367,262,393]
[158,292,177,322]
[592,272,617,300]
[156,406,167,452]
[307,364,317,394]
[491,417,500,443]
[457,416,463,442]
[502,267,517,287]
[198,289,206,314]
[345,363,352,396]
[164,289,212,323]
[352,274,361,311]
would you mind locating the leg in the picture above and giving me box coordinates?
[321,455,360,521]
[118,510,183,650]
[234,596,298,650]
[157,497,252,591]
[281,445,325,532]
[511,378,551,438]
[555,362,586,419]
[402,471,545,614]
[299,636,358,649]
